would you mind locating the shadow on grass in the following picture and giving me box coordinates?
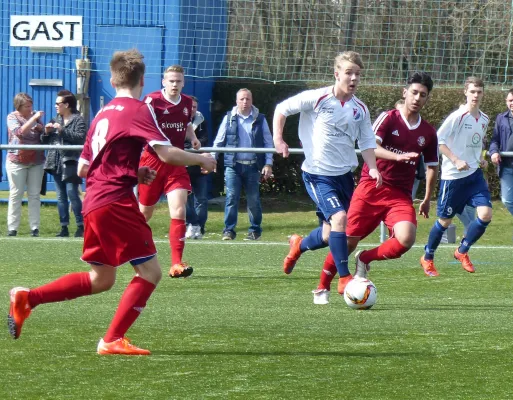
[151,350,423,357]
[379,304,513,310]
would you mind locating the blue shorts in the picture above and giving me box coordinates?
[437,169,492,218]
[302,171,354,222]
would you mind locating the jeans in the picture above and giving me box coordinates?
[500,165,513,216]
[224,163,262,235]
[6,160,44,231]
[53,173,83,227]
[186,172,209,231]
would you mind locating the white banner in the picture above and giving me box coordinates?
[10,15,83,47]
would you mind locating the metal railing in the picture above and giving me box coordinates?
[2,145,511,243]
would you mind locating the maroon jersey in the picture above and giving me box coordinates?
[143,90,192,151]
[79,97,171,216]
[360,109,438,194]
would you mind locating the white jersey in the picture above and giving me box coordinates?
[275,86,376,176]
[437,106,489,180]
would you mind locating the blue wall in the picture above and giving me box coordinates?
[0,0,228,189]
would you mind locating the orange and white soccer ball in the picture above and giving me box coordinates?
[343,277,377,310]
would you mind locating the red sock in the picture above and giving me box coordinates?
[103,276,156,343]
[360,238,409,264]
[318,252,338,290]
[28,272,92,309]
[169,219,186,265]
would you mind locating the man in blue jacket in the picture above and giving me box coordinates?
[212,88,274,241]
[489,89,513,217]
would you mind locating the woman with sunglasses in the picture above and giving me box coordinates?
[44,90,87,238]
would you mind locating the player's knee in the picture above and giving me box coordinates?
[397,235,415,249]
[477,208,492,222]
[90,273,116,294]
[330,212,347,231]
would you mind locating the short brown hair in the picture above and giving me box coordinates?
[163,65,184,76]
[13,92,33,111]
[110,49,145,89]
[334,51,364,70]
[57,89,78,112]
[464,76,484,91]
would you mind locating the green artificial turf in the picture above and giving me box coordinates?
[0,200,512,399]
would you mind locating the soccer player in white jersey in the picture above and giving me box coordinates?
[273,51,382,294]
[420,76,492,276]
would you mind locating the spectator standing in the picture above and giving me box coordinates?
[212,88,274,241]
[489,89,513,219]
[185,96,209,239]
[44,90,87,238]
[6,93,45,237]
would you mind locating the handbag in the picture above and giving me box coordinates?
[62,160,82,184]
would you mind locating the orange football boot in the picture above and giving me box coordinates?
[7,287,32,340]
[283,234,303,274]
[97,337,151,355]
[454,249,475,273]
[337,274,353,295]
[169,262,194,278]
[420,255,439,277]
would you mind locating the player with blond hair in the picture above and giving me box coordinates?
[273,51,381,294]
[138,65,200,279]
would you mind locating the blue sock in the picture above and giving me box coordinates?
[300,227,327,252]
[458,218,490,253]
[328,231,349,277]
[424,221,447,261]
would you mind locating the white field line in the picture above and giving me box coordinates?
[0,236,512,250]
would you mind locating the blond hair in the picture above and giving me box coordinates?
[110,49,145,89]
[334,51,364,70]
[163,65,185,76]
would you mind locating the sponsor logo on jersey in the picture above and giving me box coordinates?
[183,108,189,116]
[163,109,170,114]
[417,136,426,146]
[472,132,481,145]
[161,121,185,130]
[392,130,399,136]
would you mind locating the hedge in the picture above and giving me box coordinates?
[211,80,510,199]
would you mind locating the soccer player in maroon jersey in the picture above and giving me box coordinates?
[7,49,216,355]
[312,72,439,304]
[137,65,200,279]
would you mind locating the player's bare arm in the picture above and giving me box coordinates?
[77,160,89,178]
[361,148,382,188]
[272,112,289,158]
[154,144,216,172]
[439,144,469,171]
[374,142,419,162]
[419,165,438,219]
[185,124,201,149]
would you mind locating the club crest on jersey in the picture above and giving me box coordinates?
[417,136,426,147]
[183,108,189,116]
[353,108,361,120]
[482,124,486,130]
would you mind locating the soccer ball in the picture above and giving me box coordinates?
[343,278,377,310]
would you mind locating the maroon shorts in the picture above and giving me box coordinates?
[138,150,191,206]
[346,180,417,240]
[81,195,157,267]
